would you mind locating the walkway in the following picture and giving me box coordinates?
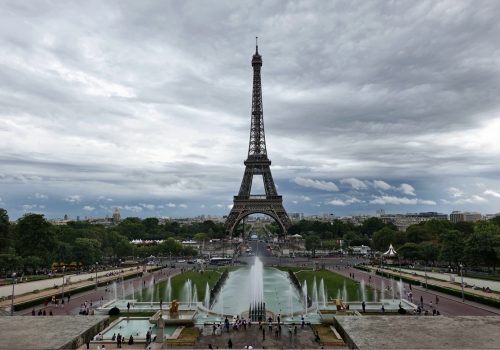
[396,267,500,292]
[332,265,499,316]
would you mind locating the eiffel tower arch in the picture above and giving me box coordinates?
[225,39,291,236]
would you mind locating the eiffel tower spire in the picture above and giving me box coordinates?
[248,36,267,158]
[225,41,291,236]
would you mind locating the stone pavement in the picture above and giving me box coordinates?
[194,323,325,349]
[336,315,500,349]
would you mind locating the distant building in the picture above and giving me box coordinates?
[112,207,121,222]
[380,212,448,231]
[449,211,482,223]
[351,245,371,255]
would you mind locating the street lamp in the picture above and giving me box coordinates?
[61,266,66,302]
[95,262,99,290]
[459,263,465,302]
[10,272,17,316]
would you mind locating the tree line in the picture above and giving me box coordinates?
[0,208,225,276]
[289,216,499,271]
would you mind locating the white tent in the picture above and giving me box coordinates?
[383,243,397,257]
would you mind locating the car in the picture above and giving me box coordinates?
[187,260,195,264]
[177,259,186,263]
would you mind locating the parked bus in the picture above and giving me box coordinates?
[209,257,233,266]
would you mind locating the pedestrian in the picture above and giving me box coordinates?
[228,338,232,349]
[43,309,46,316]
[301,315,305,329]
[160,299,163,310]
[208,344,213,349]
[435,295,439,305]
[49,310,53,316]
[31,308,35,316]
[430,301,433,309]
[117,333,122,348]
[212,323,216,335]
[420,295,423,307]
[277,314,281,325]
[362,301,366,313]
[262,328,265,341]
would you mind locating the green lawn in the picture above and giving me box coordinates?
[294,269,372,302]
[136,268,227,302]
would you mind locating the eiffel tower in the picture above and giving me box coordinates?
[225,39,291,236]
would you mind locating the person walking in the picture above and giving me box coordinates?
[227,338,233,349]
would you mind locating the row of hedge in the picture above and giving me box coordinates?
[354,265,500,309]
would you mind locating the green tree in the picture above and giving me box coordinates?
[0,208,10,253]
[73,238,101,266]
[15,213,54,265]
[398,243,421,261]
[464,222,499,271]
[405,225,433,243]
[372,227,401,251]
[360,217,386,237]
[420,241,440,263]
[439,230,464,267]
[305,235,321,258]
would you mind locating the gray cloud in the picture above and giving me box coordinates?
[1,1,500,218]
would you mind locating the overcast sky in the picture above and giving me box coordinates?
[1,0,500,220]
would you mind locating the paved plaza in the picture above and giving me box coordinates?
[335,315,500,349]
[0,316,107,349]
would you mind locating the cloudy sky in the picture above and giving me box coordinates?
[1,0,500,220]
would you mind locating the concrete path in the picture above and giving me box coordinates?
[0,268,132,298]
[396,267,500,292]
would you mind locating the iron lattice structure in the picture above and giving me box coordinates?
[225,42,291,236]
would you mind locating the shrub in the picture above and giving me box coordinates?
[109,307,120,316]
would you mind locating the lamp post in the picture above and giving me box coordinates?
[10,272,17,316]
[424,263,428,290]
[95,262,99,290]
[61,266,66,302]
[459,263,465,302]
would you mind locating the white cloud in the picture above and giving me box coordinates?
[399,183,416,196]
[327,197,363,206]
[200,204,206,208]
[179,204,188,208]
[340,178,368,190]
[292,177,339,192]
[292,200,298,204]
[216,204,224,208]
[123,205,143,212]
[372,180,392,191]
[448,187,464,198]
[34,193,48,199]
[83,205,95,211]
[370,196,436,205]
[139,203,156,210]
[484,190,500,198]
[65,195,81,203]
[167,203,176,208]
[227,204,233,210]
[300,196,311,201]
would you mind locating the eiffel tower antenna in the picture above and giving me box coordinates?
[225,41,291,236]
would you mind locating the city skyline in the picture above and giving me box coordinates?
[1,1,500,219]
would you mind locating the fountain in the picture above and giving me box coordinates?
[373,289,378,302]
[381,279,385,299]
[302,280,308,314]
[128,282,135,302]
[248,257,265,321]
[182,279,193,307]
[113,281,118,301]
[390,278,395,300]
[288,283,294,318]
[398,278,404,301]
[165,277,172,302]
[342,281,348,302]
[204,282,210,309]
[148,277,155,306]
[312,277,319,310]
[360,279,366,302]
[192,284,199,305]
[121,280,126,300]
[319,278,326,308]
